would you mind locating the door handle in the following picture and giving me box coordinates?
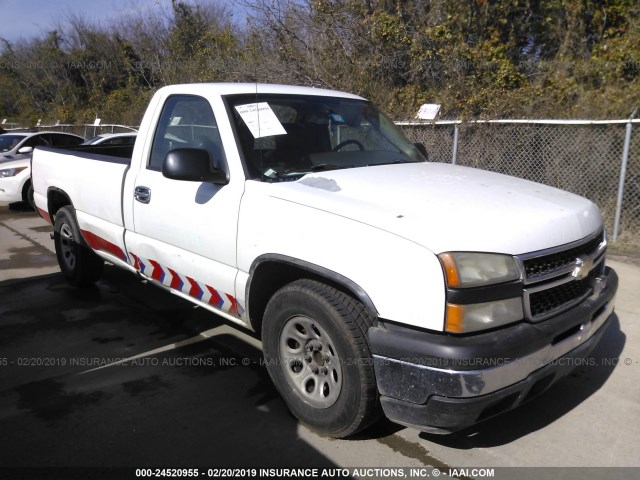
[134,186,151,204]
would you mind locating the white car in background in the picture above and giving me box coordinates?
[82,132,137,146]
[0,131,84,207]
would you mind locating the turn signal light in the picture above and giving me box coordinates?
[445,303,464,333]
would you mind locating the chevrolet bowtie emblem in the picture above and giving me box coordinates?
[572,255,593,280]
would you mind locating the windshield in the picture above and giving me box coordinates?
[225,94,425,181]
[0,135,27,153]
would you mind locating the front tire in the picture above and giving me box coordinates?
[262,279,380,438]
[53,206,104,286]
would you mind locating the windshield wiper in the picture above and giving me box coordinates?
[367,159,415,167]
[308,163,350,172]
[262,163,353,182]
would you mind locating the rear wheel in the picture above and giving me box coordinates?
[53,206,104,286]
[262,279,380,438]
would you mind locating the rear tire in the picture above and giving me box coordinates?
[27,185,35,210]
[53,206,104,286]
[22,181,35,210]
[262,279,380,438]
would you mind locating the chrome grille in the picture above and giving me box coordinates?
[519,230,606,321]
[523,231,604,280]
[528,263,602,318]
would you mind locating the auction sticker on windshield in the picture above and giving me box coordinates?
[234,103,287,138]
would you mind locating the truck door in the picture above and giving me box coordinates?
[125,94,246,325]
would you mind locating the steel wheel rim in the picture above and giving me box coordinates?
[59,223,77,271]
[279,315,342,409]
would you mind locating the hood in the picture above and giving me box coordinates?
[268,162,602,255]
[0,153,29,163]
[0,158,30,169]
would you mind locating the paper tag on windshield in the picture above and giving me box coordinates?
[235,103,287,138]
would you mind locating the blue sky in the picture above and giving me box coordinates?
[0,0,244,43]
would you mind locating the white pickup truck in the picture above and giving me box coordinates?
[32,83,618,438]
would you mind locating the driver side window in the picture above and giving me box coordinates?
[149,95,225,171]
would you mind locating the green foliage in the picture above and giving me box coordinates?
[0,0,638,126]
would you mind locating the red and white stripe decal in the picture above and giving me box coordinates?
[37,207,52,225]
[129,253,243,318]
[81,230,127,261]
[66,228,243,318]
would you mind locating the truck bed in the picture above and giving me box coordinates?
[32,145,131,229]
[61,143,134,162]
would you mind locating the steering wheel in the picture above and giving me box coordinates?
[332,139,364,152]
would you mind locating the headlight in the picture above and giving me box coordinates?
[438,252,520,288]
[445,298,524,333]
[439,252,522,333]
[0,167,27,178]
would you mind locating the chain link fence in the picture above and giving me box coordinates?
[7,118,638,248]
[400,119,640,250]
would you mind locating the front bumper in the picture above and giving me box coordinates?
[0,174,27,203]
[368,267,618,433]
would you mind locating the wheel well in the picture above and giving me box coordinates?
[247,260,377,338]
[47,188,72,221]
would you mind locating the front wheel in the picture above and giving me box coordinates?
[262,279,380,438]
[53,206,104,286]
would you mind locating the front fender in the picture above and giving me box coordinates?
[237,186,446,331]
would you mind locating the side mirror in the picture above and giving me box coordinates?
[162,148,229,185]
[18,146,34,154]
[414,142,428,160]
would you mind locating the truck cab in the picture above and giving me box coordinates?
[31,83,618,437]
